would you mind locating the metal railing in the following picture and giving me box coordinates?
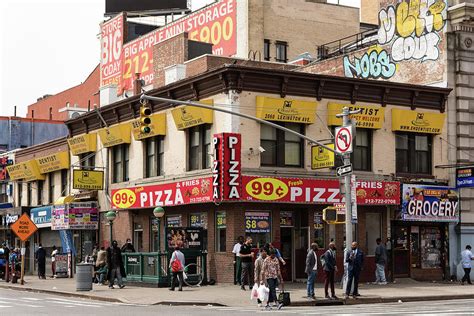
[122,251,208,287]
[316,29,379,61]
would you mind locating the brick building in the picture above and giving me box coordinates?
[26,65,100,121]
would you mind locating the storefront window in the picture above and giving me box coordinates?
[313,212,324,248]
[410,226,420,268]
[421,227,442,269]
[261,123,304,167]
[134,222,143,252]
[150,217,160,252]
[216,211,226,252]
[166,215,182,228]
[365,212,382,255]
[245,211,271,248]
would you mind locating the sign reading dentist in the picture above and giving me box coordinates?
[401,184,459,223]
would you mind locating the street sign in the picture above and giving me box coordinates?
[456,167,474,188]
[10,213,38,242]
[335,126,353,154]
[336,164,353,177]
[311,144,335,169]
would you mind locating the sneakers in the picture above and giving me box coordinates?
[264,305,272,310]
[241,286,246,291]
[257,303,262,308]
[119,285,125,289]
[109,286,114,289]
[277,303,283,310]
[378,282,387,285]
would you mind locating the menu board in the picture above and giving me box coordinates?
[216,212,226,229]
[313,213,323,230]
[190,213,208,229]
[245,212,271,234]
[166,215,182,228]
[280,211,293,227]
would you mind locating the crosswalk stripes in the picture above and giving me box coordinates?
[0,295,122,309]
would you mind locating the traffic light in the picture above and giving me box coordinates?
[323,207,337,223]
[140,104,152,134]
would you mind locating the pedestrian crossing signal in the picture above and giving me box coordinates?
[140,105,152,134]
[323,207,345,224]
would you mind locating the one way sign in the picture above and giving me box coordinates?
[336,164,353,177]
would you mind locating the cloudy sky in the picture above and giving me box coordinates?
[0,0,359,117]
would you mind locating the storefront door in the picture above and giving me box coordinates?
[280,227,292,282]
[392,225,410,277]
[280,227,309,281]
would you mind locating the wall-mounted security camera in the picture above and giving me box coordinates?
[258,146,266,153]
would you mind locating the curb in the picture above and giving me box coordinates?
[0,284,123,304]
[153,301,226,307]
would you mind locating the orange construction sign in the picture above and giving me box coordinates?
[11,213,38,242]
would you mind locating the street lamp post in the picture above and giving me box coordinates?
[153,207,165,253]
[105,211,117,245]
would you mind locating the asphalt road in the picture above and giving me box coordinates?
[1,289,474,315]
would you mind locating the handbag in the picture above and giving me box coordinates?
[278,290,291,306]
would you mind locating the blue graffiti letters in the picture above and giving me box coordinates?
[343,50,396,80]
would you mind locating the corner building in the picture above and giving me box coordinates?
[66,61,451,283]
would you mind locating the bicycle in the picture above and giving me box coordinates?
[182,262,204,287]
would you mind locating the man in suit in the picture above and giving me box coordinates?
[345,241,364,299]
[323,242,338,299]
[305,243,319,299]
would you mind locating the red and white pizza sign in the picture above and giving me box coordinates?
[335,126,353,154]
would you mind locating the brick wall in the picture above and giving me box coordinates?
[26,65,100,121]
[153,33,188,88]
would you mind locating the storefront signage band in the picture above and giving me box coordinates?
[36,151,70,174]
[171,100,213,130]
[255,96,318,124]
[327,103,384,129]
[97,123,132,148]
[131,112,166,140]
[456,167,474,188]
[6,159,45,181]
[73,169,104,190]
[68,133,97,156]
[392,108,445,134]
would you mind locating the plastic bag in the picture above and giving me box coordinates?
[257,284,269,302]
[182,271,188,280]
[251,283,259,300]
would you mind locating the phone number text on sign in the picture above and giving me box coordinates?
[120,0,236,91]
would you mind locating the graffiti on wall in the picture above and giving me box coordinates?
[341,0,447,82]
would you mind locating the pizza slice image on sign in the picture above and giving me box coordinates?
[335,126,353,154]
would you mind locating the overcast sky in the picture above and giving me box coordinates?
[0,0,359,117]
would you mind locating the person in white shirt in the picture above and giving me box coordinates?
[51,245,58,278]
[305,243,319,299]
[461,245,474,285]
[232,236,244,285]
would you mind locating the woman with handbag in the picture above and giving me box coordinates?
[261,249,284,310]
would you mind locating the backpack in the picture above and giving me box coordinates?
[171,258,183,273]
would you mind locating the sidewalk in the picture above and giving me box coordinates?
[0,276,472,307]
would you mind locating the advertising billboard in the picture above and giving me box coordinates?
[106,0,189,16]
[100,0,237,92]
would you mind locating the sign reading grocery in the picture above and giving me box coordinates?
[242,176,400,205]
[171,101,213,130]
[327,103,384,129]
[401,184,459,222]
[98,123,132,147]
[131,112,166,140]
[73,170,104,190]
[256,96,317,124]
[67,133,97,156]
[36,151,69,174]
[111,177,213,209]
[100,0,236,92]
[457,167,474,188]
[6,160,45,181]
[392,109,445,134]
[311,144,335,169]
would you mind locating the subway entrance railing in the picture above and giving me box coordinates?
[122,250,208,287]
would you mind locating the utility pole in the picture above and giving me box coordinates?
[336,106,361,293]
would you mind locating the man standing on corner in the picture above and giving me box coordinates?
[107,240,126,289]
[239,236,254,290]
[374,238,387,285]
[232,236,244,285]
[345,241,364,299]
[35,244,46,279]
[323,242,338,300]
[305,243,318,299]
[461,245,474,285]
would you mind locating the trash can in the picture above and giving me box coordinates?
[76,263,93,291]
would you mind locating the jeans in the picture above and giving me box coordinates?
[109,268,123,287]
[170,271,184,290]
[266,278,278,304]
[324,270,335,297]
[375,263,386,283]
[462,268,472,284]
[241,262,253,286]
[307,270,316,297]
[235,256,242,285]
[346,270,360,295]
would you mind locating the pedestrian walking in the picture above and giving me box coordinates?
[322,242,338,300]
[232,236,244,285]
[261,249,283,310]
[239,236,254,290]
[345,241,364,299]
[51,245,58,278]
[305,243,318,299]
[461,245,474,285]
[254,247,267,307]
[374,238,387,285]
[169,245,185,291]
[3,243,10,282]
[106,240,126,289]
[121,238,136,253]
[35,244,46,279]
[9,248,20,283]
[265,243,286,266]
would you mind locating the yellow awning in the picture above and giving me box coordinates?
[256,96,318,124]
[54,195,75,205]
[392,108,445,134]
[171,100,214,130]
[68,133,97,156]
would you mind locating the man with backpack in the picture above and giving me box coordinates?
[169,245,185,291]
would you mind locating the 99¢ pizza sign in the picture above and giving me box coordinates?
[100,0,237,91]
